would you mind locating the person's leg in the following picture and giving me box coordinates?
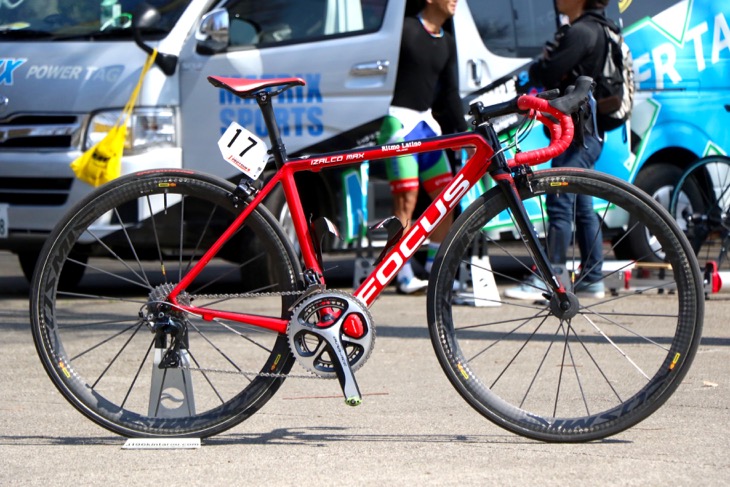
[504,136,604,300]
[418,114,453,273]
[548,136,604,287]
[573,136,604,283]
[380,111,427,294]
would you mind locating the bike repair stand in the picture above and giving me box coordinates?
[455,232,501,307]
[123,348,201,450]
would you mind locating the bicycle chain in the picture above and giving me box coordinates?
[178,289,327,380]
[180,365,321,380]
[189,290,304,300]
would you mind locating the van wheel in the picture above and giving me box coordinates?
[19,251,87,288]
[614,164,688,261]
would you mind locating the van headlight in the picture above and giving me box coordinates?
[84,108,177,154]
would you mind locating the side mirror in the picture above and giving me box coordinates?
[132,3,178,76]
[196,8,230,55]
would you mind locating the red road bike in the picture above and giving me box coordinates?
[30,76,703,442]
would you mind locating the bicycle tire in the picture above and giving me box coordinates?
[30,169,302,438]
[669,155,730,270]
[428,168,703,442]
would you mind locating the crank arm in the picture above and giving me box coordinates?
[316,326,362,406]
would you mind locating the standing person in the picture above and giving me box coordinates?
[379,0,468,295]
[504,0,610,300]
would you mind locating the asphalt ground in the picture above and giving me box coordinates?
[1,250,729,486]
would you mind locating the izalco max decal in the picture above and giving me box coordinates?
[0,58,26,85]
[355,173,471,303]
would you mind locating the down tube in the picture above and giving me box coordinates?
[354,155,491,306]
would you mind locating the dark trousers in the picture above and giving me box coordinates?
[546,135,604,283]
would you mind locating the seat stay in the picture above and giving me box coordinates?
[207,75,305,98]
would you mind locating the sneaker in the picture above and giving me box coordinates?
[574,280,605,298]
[396,276,429,295]
[503,275,548,301]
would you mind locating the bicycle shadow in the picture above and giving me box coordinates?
[204,427,631,447]
[0,430,630,448]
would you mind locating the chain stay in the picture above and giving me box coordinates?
[179,288,317,379]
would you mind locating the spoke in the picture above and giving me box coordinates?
[187,350,226,404]
[56,289,148,305]
[567,324,623,403]
[112,206,152,287]
[89,321,146,388]
[565,325,591,416]
[83,226,151,288]
[185,202,219,276]
[153,368,168,417]
[64,256,152,291]
[71,320,145,362]
[553,322,570,417]
[190,251,270,296]
[574,203,612,290]
[579,304,674,350]
[188,320,261,377]
[58,316,140,330]
[581,313,651,380]
[519,323,560,409]
[486,313,551,389]
[121,337,156,409]
[145,195,167,281]
[178,195,185,282]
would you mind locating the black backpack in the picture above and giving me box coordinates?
[588,15,635,132]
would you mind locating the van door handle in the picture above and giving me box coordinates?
[467,59,488,86]
[350,60,390,76]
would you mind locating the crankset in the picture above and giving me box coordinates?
[287,290,375,406]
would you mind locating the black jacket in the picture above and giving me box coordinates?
[529,10,609,137]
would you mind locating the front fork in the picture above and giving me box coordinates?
[482,125,569,304]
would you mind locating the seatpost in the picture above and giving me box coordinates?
[256,91,288,169]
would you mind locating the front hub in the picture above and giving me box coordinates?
[549,291,580,320]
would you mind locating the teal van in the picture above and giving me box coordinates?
[1,0,728,283]
[462,0,730,264]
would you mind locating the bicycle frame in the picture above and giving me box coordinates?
[168,131,494,333]
[167,75,583,336]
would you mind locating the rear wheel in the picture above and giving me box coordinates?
[30,170,302,438]
[428,168,703,442]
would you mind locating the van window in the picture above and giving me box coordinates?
[467,0,556,58]
[227,0,388,47]
[0,0,187,39]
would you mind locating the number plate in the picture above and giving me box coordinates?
[217,122,268,180]
[0,204,8,239]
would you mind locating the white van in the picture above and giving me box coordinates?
[0,0,545,282]
[2,0,728,283]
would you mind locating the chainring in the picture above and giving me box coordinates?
[287,290,375,378]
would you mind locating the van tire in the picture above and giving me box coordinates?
[19,250,86,289]
[614,163,686,261]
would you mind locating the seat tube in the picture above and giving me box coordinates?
[257,92,288,168]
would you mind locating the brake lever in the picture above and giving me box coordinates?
[587,91,602,143]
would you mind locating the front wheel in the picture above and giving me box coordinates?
[428,168,703,442]
[30,170,302,438]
